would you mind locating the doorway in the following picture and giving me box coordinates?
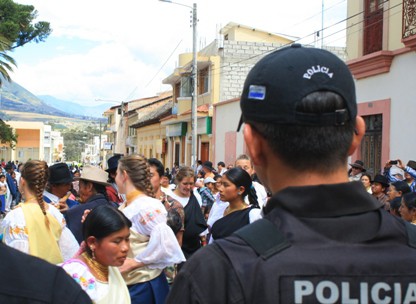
[201,142,209,162]
[174,143,180,166]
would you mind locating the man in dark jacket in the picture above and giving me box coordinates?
[4,163,17,211]
[65,165,114,243]
[0,243,91,303]
[44,162,79,211]
[167,44,416,303]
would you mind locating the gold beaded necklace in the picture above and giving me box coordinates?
[81,252,109,282]
[224,204,248,216]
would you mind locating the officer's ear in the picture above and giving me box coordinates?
[243,123,268,168]
[348,116,365,156]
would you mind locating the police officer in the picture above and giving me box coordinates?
[166,44,416,303]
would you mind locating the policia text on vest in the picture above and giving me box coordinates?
[286,276,416,304]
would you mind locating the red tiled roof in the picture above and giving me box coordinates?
[180,103,209,115]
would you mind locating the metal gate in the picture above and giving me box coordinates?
[361,114,383,177]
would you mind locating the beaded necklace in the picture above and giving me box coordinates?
[81,252,109,282]
[224,203,249,216]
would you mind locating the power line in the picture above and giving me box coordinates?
[129,0,398,102]
[124,39,183,102]
[208,0,398,79]
[145,39,183,88]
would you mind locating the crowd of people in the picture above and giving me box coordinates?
[0,150,268,303]
[349,158,416,223]
[2,44,416,303]
[4,150,416,303]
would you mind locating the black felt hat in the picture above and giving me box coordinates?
[202,161,215,172]
[48,163,73,184]
[106,154,122,173]
[350,160,366,172]
[372,174,389,188]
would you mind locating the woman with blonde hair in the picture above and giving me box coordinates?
[116,154,185,304]
[168,166,207,260]
[1,160,79,263]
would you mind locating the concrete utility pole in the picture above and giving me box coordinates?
[160,0,198,168]
[191,2,198,170]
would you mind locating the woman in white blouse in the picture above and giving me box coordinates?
[61,204,131,304]
[1,160,79,263]
[116,154,185,304]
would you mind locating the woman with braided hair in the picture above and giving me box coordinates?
[116,154,185,304]
[1,160,79,264]
[208,167,262,243]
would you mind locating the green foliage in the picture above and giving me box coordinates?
[0,0,52,49]
[0,118,17,148]
[0,35,15,85]
[62,126,100,162]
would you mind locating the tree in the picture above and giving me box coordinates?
[0,119,17,148]
[0,35,15,85]
[0,0,52,49]
[62,127,99,162]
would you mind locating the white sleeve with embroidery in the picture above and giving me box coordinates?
[1,208,30,254]
[60,259,100,301]
[129,197,186,269]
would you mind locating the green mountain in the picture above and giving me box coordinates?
[0,79,108,124]
[0,79,67,117]
[39,95,113,118]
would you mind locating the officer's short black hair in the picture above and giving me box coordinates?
[248,91,355,174]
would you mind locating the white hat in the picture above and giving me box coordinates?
[74,165,110,186]
[204,177,216,184]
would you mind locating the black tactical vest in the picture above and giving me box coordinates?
[215,208,416,304]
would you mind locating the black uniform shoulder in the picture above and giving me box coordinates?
[167,242,245,304]
[0,244,91,304]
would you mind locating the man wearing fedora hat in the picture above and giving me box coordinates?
[348,160,366,182]
[44,163,79,211]
[105,154,124,204]
[201,161,216,179]
[64,165,114,244]
[371,174,390,210]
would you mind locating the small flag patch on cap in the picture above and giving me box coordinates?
[248,85,266,100]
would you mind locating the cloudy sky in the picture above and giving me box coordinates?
[10,0,347,106]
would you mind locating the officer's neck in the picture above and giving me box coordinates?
[259,158,349,195]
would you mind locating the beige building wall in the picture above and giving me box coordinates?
[136,123,167,163]
[176,55,220,116]
[387,0,404,50]
[346,1,363,60]
[347,0,403,60]
[224,25,293,45]
[1,121,45,162]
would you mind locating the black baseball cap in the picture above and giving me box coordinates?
[237,44,357,131]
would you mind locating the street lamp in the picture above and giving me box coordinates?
[160,0,198,168]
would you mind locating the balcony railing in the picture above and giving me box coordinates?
[403,0,416,39]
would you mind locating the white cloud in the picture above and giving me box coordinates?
[11,0,347,105]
